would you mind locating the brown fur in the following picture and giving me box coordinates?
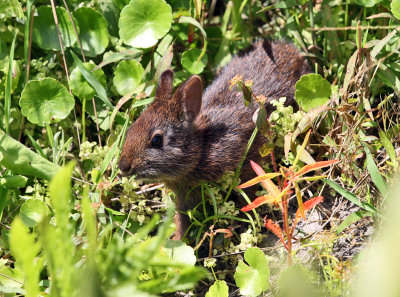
[119,40,310,239]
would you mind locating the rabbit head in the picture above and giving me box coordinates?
[118,70,203,183]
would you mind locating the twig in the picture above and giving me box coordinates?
[308,25,399,32]
[49,0,81,147]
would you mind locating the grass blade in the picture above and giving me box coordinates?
[5,32,17,135]
[336,211,371,234]
[179,16,207,61]
[379,130,398,167]
[25,130,46,158]
[70,51,113,109]
[324,179,378,214]
[362,142,389,197]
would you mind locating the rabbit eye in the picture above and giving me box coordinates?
[151,134,163,148]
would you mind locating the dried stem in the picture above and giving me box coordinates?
[49,0,81,147]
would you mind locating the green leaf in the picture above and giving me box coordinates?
[20,199,50,227]
[178,16,208,62]
[392,0,400,19]
[73,7,109,57]
[0,130,60,180]
[181,48,208,75]
[70,62,106,101]
[234,247,270,297]
[32,6,77,51]
[377,64,400,92]
[96,0,121,37]
[50,162,75,215]
[95,118,128,182]
[0,267,24,288]
[362,143,389,197]
[94,48,143,71]
[113,60,144,95]
[0,175,28,188]
[379,130,398,167]
[370,28,399,59]
[254,106,268,134]
[161,240,196,266]
[42,162,76,297]
[324,179,378,214]
[337,211,372,234]
[0,38,7,59]
[19,78,75,126]
[295,74,332,112]
[0,0,24,19]
[71,51,113,109]
[0,286,26,294]
[352,0,383,7]
[205,280,229,297]
[107,285,157,297]
[258,0,302,12]
[277,264,321,297]
[119,0,172,48]
[10,218,42,297]
[85,97,114,131]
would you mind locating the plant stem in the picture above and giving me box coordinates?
[82,99,86,142]
[344,0,349,40]
[46,125,55,162]
[309,0,315,45]
[211,267,217,281]
[282,183,292,265]
[49,0,81,148]
[224,126,258,202]
[5,32,17,135]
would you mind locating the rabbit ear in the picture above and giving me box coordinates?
[156,70,173,101]
[174,75,203,121]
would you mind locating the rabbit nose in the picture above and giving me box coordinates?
[118,157,131,173]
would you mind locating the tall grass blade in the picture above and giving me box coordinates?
[324,179,378,214]
[336,211,371,234]
[5,32,17,135]
[70,51,113,109]
[362,143,389,197]
[378,130,398,167]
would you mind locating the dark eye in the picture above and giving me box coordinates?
[151,134,163,148]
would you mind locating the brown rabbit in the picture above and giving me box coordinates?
[119,40,310,240]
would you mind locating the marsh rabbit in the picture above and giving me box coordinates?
[119,40,310,240]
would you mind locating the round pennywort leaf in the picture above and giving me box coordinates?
[20,199,50,227]
[295,74,332,112]
[162,239,196,266]
[113,60,144,95]
[119,0,172,48]
[205,280,229,297]
[70,61,106,101]
[181,48,208,74]
[32,6,77,51]
[73,7,109,57]
[20,78,75,126]
[392,0,400,19]
[352,0,383,7]
[234,247,270,297]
